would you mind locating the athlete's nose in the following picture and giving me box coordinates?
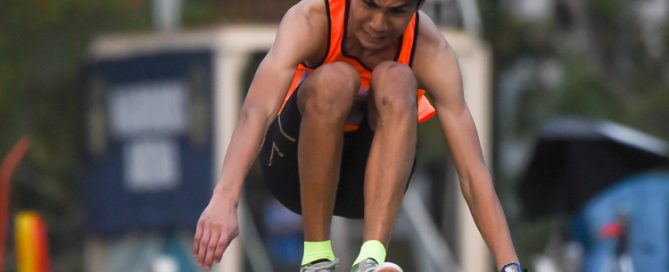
[369,12,389,33]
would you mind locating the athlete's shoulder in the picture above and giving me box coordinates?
[412,11,460,90]
[274,0,329,66]
[413,11,457,70]
[285,0,327,23]
[415,11,450,55]
[281,0,328,43]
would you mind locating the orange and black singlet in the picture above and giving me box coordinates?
[282,0,436,132]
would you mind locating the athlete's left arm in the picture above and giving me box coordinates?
[412,14,519,271]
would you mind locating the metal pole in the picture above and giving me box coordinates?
[454,0,482,37]
[402,185,460,271]
[152,0,182,32]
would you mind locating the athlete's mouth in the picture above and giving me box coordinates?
[363,29,387,41]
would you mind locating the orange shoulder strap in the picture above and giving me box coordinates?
[326,0,345,62]
[397,12,418,65]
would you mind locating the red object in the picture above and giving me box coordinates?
[600,222,624,238]
[34,215,50,272]
[0,137,31,272]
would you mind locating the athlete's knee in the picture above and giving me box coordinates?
[317,62,360,90]
[371,61,416,90]
[300,62,359,118]
[371,62,417,116]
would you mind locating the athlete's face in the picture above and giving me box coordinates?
[349,0,418,51]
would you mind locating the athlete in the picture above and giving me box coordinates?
[193,0,522,271]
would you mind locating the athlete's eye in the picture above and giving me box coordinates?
[389,8,408,14]
[362,0,378,8]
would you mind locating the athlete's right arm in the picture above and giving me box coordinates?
[193,0,328,269]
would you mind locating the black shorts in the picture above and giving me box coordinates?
[259,88,377,219]
[259,90,416,219]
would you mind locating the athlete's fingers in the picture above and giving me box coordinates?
[197,223,212,266]
[193,220,204,256]
[213,234,229,262]
[203,230,221,269]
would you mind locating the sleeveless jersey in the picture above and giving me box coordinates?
[282,0,436,131]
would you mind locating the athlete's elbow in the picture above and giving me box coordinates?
[459,176,474,202]
[460,171,497,205]
[239,104,272,127]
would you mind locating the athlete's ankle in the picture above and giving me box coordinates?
[352,240,386,266]
[302,240,336,266]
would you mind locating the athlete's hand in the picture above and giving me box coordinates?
[193,195,239,270]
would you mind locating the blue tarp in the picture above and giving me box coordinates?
[571,172,669,272]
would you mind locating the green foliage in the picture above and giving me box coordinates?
[589,0,625,26]
[183,0,220,27]
[626,85,669,138]
[554,56,623,120]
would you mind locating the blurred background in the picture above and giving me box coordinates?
[1,0,668,271]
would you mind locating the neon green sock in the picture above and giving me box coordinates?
[301,240,336,266]
[353,240,387,266]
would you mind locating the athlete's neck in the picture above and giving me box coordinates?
[345,34,400,66]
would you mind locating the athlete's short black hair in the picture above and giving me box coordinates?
[417,0,426,8]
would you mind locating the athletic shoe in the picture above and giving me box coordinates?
[300,258,340,272]
[351,258,403,272]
